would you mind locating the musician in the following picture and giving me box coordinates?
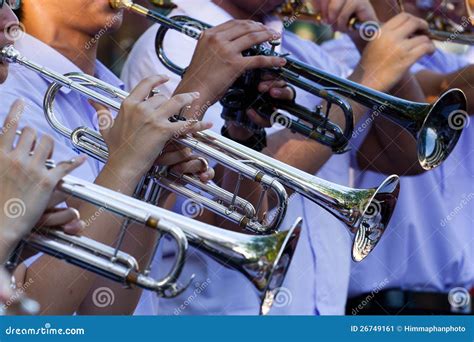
[322,0,474,315]
[0,105,87,307]
[0,0,87,308]
[0,0,293,315]
[121,0,435,315]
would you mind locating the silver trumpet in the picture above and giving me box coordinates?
[0,45,400,261]
[6,161,301,314]
[0,45,287,235]
[6,162,190,298]
[114,0,467,170]
[48,170,302,315]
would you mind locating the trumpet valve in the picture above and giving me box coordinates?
[269,40,281,55]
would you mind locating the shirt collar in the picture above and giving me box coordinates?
[14,33,124,94]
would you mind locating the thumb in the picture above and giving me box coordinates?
[88,100,114,135]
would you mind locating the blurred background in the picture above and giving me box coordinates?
[98,0,332,76]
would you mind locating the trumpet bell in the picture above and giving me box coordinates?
[257,218,302,315]
[417,89,467,170]
[352,175,400,262]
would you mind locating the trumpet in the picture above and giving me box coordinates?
[0,45,399,261]
[6,161,190,298]
[277,0,474,45]
[7,161,302,315]
[1,46,288,235]
[397,0,474,45]
[114,1,355,152]
[113,0,467,170]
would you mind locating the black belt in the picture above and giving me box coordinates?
[346,289,473,315]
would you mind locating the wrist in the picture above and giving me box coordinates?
[100,159,146,194]
[0,226,22,265]
[221,125,267,152]
[175,80,216,115]
[350,65,384,92]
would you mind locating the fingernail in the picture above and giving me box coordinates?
[63,221,81,231]
[270,30,280,37]
[157,74,170,81]
[279,58,287,66]
[192,92,200,98]
[272,89,282,96]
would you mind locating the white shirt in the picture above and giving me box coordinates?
[0,34,124,267]
[322,34,474,296]
[122,0,355,315]
[0,33,123,180]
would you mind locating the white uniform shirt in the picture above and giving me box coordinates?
[0,34,124,267]
[0,33,123,181]
[122,0,355,315]
[322,34,474,296]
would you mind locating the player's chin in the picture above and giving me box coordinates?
[0,63,9,84]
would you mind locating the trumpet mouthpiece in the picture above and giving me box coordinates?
[0,45,19,63]
[109,0,132,10]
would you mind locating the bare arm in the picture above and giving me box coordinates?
[416,65,474,114]
[356,73,425,175]
[21,78,212,315]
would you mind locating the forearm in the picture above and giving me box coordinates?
[417,66,474,113]
[22,165,152,314]
[76,180,176,315]
[0,225,23,265]
[357,74,424,175]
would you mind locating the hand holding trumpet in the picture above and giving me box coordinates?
[0,100,86,265]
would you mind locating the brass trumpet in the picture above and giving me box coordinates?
[113,0,467,170]
[0,46,399,261]
[114,0,355,152]
[398,0,474,44]
[277,0,474,45]
[7,162,302,315]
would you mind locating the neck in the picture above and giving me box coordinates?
[22,9,97,75]
[212,0,265,21]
